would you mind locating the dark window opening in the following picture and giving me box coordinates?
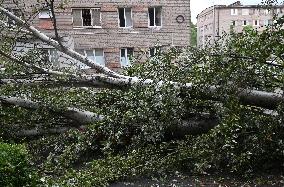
[119,8,132,27]
[119,8,125,27]
[82,9,91,26]
[149,7,162,27]
[72,9,101,27]
[149,8,155,26]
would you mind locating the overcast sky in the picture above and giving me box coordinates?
[191,0,263,23]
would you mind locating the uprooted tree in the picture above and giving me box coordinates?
[0,1,284,186]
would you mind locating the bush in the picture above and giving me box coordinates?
[0,142,38,187]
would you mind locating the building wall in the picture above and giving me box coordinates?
[197,2,284,47]
[3,0,191,70]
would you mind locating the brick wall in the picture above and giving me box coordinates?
[3,0,191,70]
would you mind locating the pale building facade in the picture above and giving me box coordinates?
[197,1,284,47]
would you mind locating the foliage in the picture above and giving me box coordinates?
[190,22,197,46]
[0,2,284,186]
[0,142,39,187]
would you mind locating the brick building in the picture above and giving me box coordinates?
[197,1,284,47]
[3,0,191,71]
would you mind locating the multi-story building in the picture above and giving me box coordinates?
[197,1,284,47]
[2,0,191,71]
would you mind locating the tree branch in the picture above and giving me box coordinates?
[0,6,283,110]
[0,96,104,123]
[0,6,125,78]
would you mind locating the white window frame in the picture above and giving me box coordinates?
[40,48,59,65]
[231,9,238,15]
[242,20,248,26]
[48,49,59,64]
[148,7,162,27]
[120,48,133,67]
[118,8,133,28]
[253,20,259,26]
[39,9,53,19]
[75,49,105,67]
[72,8,102,28]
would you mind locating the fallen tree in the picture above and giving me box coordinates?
[0,1,283,186]
[0,6,283,112]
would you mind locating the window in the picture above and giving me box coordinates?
[149,47,160,57]
[39,10,52,19]
[120,48,133,67]
[75,49,105,68]
[72,8,101,27]
[231,21,236,26]
[148,7,162,27]
[242,9,249,15]
[264,19,273,26]
[253,20,259,26]
[253,9,260,15]
[118,8,132,27]
[48,49,59,64]
[40,48,59,65]
[243,20,248,26]
[231,9,238,15]
[264,9,271,15]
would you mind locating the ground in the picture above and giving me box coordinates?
[110,173,284,187]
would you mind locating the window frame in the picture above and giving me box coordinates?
[48,48,59,64]
[75,49,105,67]
[231,9,238,16]
[148,7,162,28]
[253,20,259,26]
[39,9,53,19]
[118,7,133,28]
[120,48,134,67]
[264,19,273,26]
[242,20,248,26]
[72,8,102,29]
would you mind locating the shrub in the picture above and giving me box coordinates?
[0,142,38,187]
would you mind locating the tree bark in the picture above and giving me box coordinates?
[0,96,104,123]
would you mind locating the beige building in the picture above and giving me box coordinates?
[2,0,191,71]
[197,1,284,47]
